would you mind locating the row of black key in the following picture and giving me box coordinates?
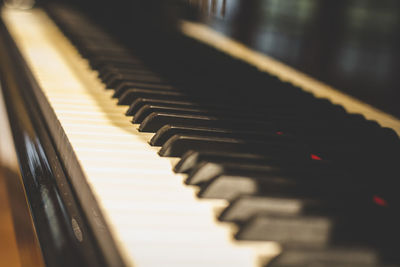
[48,5,400,267]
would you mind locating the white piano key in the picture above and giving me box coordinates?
[3,8,280,267]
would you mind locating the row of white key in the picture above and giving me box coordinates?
[3,8,280,267]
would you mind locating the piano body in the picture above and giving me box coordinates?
[0,0,400,266]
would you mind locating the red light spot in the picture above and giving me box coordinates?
[276,131,283,135]
[311,154,322,160]
[373,195,387,206]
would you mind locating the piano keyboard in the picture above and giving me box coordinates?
[3,4,400,267]
[2,7,277,267]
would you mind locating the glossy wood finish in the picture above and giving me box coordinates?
[0,27,44,267]
[0,171,22,267]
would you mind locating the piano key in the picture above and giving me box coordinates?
[158,134,309,157]
[10,3,400,266]
[126,97,280,117]
[3,8,279,266]
[219,195,313,222]
[84,50,136,60]
[198,170,360,201]
[106,74,169,89]
[236,214,334,246]
[198,175,278,201]
[118,88,186,105]
[126,97,202,115]
[89,56,144,69]
[138,112,280,132]
[98,64,152,78]
[98,65,154,75]
[189,158,346,186]
[132,105,218,124]
[113,82,177,98]
[174,150,319,174]
[174,150,284,173]
[218,194,374,223]
[137,110,368,138]
[98,62,149,75]
[132,104,302,125]
[150,124,296,146]
[189,162,277,185]
[269,247,380,267]
[101,69,159,84]
[236,211,400,250]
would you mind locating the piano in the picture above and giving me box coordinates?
[0,0,399,266]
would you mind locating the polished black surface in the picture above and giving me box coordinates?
[181,0,400,118]
[0,19,106,267]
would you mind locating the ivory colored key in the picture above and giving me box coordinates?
[3,8,280,267]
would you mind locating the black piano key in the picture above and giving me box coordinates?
[138,109,367,138]
[126,97,296,117]
[174,150,276,173]
[237,211,400,250]
[186,160,331,186]
[118,89,186,105]
[219,195,318,223]
[97,62,149,75]
[236,214,337,246]
[186,161,285,185]
[150,124,296,146]
[219,192,380,224]
[98,67,151,80]
[132,105,215,124]
[100,69,158,83]
[126,98,201,116]
[268,247,380,267]
[48,7,400,266]
[132,104,305,125]
[198,168,361,201]
[115,83,177,98]
[101,70,164,83]
[81,49,134,59]
[160,134,266,157]
[174,150,290,173]
[86,53,141,63]
[90,56,143,70]
[188,159,344,185]
[139,113,218,132]
[138,112,288,132]
[105,74,168,89]
[198,174,297,201]
[158,134,309,158]
[77,41,128,50]
[98,65,155,77]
